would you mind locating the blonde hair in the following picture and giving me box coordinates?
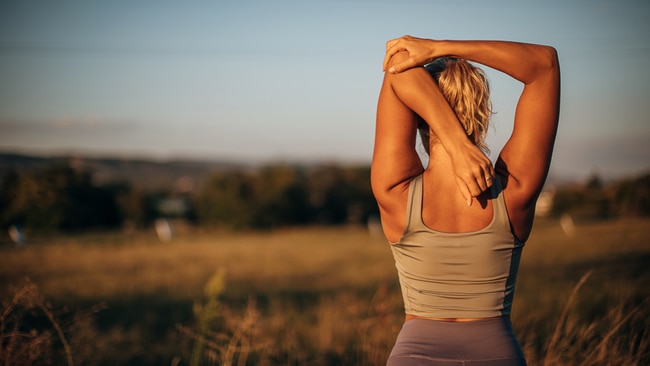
[423,58,493,154]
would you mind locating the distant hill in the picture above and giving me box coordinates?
[3,152,643,193]
[0,152,250,191]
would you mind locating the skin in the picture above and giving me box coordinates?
[371,36,560,320]
[371,36,560,241]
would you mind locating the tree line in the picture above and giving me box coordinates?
[0,163,378,233]
[1,163,648,234]
[550,172,650,219]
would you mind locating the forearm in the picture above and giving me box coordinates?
[382,49,495,201]
[385,36,559,85]
[388,67,473,157]
[435,40,558,85]
[385,49,471,156]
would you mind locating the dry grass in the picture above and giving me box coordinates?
[514,217,650,365]
[0,279,75,366]
[1,217,649,365]
[1,226,394,301]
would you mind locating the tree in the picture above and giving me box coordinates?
[614,172,650,216]
[198,170,257,229]
[1,165,121,232]
[196,164,379,230]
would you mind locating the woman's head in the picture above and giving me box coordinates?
[423,58,493,154]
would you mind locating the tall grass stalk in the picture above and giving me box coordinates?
[190,269,227,366]
[0,279,74,366]
[537,269,649,366]
[582,298,649,365]
[544,270,593,363]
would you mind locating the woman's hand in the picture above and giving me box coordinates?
[383,35,439,73]
[449,142,495,206]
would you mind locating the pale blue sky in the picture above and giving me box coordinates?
[1,0,648,180]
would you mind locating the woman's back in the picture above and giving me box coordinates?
[391,171,523,318]
[419,150,535,240]
[379,144,514,243]
[419,153,495,235]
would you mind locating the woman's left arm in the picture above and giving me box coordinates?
[372,51,494,207]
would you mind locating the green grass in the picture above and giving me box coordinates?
[1,218,649,365]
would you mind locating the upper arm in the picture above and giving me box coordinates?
[371,52,424,207]
[496,46,560,208]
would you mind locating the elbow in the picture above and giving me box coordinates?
[525,45,560,85]
[541,46,559,72]
[370,166,388,196]
[370,172,388,203]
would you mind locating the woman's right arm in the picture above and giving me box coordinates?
[440,40,560,193]
[385,36,561,239]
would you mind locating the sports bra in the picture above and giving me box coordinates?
[389,174,524,318]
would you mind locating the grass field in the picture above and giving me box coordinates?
[1,217,649,365]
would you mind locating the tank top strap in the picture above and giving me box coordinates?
[404,174,425,232]
[490,175,512,233]
[404,174,512,234]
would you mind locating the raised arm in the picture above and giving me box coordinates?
[384,36,561,239]
[372,51,494,209]
[440,40,560,205]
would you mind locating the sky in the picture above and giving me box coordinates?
[0,0,648,181]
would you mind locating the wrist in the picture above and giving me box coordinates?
[435,40,456,59]
[423,39,440,63]
[444,137,475,158]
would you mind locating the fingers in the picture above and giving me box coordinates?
[383,40,397,70]
[475,169,495,193]
[466,180,483,202]
[385,38,400,50]
[458,165,496,207]
[385,35,410,52]
[383,35,411,71]
[483,164,496,188]
[485,173,494,186]
[478,159,495,189]
[383,42,403,71]
[388,58,416,74]
[455,177,473,207]
[476,170,493,192]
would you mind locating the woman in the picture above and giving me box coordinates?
[371,36,560,365]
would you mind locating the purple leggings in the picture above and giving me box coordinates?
[387,317,526,366]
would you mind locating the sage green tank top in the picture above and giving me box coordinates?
[390,174,524,318]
